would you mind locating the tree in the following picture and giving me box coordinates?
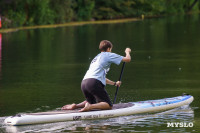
[187,0,199,13]
[76,0,95,21]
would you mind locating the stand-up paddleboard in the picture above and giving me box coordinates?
[4,94,193,126]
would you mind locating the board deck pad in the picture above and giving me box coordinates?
[29,103,134,115]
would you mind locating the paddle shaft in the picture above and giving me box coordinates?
[113,62,126,104]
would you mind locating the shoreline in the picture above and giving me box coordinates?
[0,18,141,33]
[0,11,199,34]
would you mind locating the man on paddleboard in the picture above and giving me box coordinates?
[62,40,131,111]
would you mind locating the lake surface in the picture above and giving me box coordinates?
[0,14,200,132]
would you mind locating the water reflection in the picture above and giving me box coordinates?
[3,106,195,133]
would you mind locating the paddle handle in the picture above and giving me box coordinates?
[113,62,126,104]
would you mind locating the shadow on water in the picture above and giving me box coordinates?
[0,105,196,133]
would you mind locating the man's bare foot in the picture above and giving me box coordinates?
[79,102,91,112]
[62,103,76,110]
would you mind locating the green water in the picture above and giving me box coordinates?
[0,14,200,132]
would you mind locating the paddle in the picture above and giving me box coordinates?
[113,62,126,104]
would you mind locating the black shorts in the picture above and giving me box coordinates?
[81,78,113,107]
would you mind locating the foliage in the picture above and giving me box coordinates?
[0,0,199,28]
[49,0,75,23]
[76,0,95,21]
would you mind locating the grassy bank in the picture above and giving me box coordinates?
[0,18,140,33]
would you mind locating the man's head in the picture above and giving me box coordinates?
[99,40,113,52]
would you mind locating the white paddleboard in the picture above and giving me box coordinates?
[4,94,193,126]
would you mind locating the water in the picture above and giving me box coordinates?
[0,14,200,132]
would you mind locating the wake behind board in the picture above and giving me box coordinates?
[4,94,193,126]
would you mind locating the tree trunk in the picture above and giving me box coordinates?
[187,0,199,13]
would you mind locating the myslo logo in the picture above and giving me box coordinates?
[167,122,193,127]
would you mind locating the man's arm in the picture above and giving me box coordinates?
[106,78,121,86]
[122,48,131,62]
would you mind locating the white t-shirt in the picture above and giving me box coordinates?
[83,52,124,85]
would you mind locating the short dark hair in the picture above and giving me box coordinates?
[99,40,113,51]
